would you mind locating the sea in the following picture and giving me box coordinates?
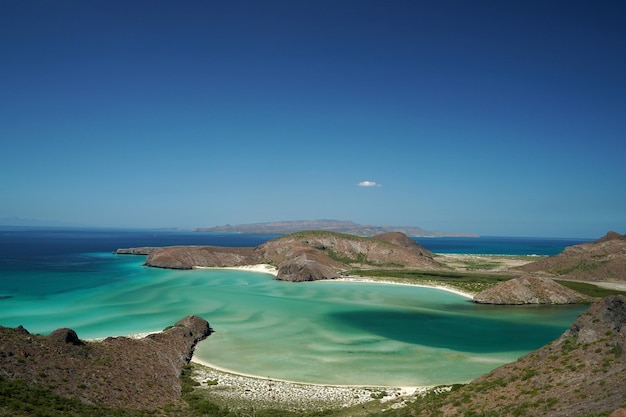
[0,227,592,387]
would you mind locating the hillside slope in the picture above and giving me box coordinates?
[473,275,592,304]
[519,231,626,281]
[0,316,212,410]
[405,296,626,417]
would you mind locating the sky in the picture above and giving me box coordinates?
[1,1,625,238]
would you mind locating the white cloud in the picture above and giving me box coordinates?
[357,181,382,187]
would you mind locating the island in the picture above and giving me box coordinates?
[192,219,479,237]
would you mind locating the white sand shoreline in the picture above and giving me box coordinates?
[194,263,279,276]
[332,276,474,298]
[194,263,475,298]
[190,356,423,392]
[189,358,425,410]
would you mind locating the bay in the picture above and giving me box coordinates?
[0,228,588,386]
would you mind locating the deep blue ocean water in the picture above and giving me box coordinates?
[0,228,277,296]
[0,227,591,386]
[417,235,592,255]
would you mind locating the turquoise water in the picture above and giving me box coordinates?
[0,251,586,387]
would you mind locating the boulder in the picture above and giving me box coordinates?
[48,328,84,345]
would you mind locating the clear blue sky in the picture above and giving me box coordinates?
[1,1,625,238]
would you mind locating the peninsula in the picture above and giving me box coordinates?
[119,230,443,282]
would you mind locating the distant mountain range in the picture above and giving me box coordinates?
[0,216,80,227]
[193,219,478,237]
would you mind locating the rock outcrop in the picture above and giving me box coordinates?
[129,231,443,282]
[115,247,158,255]
[473,275,592,304]
[519,231,626,281]
[0,316,212,409]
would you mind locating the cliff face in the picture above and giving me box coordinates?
[137,231,443,282]
[0,316,212,409]
[473,275,592,304]
[519,231,626,281]
[418,296,626,417]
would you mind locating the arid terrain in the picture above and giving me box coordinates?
[0,316,212,410]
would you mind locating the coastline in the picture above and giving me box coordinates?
[194,263,279,276]
[190,356,423,392]
[332,276,475,299]
[194,263,475,298]
[189,357,424,410]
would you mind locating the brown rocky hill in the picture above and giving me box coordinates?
[134,231,443,282]
[0,316,212,410]
[519,231,626,281]
[412,295,626,416]
[473,275,593,304]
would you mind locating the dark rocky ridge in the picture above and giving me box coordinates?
[120,231,443,282]
[519,231,626,281]
[473,275,593,304]
[0,316,212,409]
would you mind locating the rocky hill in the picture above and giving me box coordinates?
[473,275,593,304]
[410,295,626,416]
[0,316,212,410]
[519,231,626,281]
[133,231,443,282]
[193,219,478,237]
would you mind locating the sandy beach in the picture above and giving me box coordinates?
[195,263,279,276]
[332,275,475,298]
[189,358,424,411]
[196,262,476,298]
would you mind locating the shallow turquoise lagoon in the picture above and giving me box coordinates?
[1,254,586,387]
